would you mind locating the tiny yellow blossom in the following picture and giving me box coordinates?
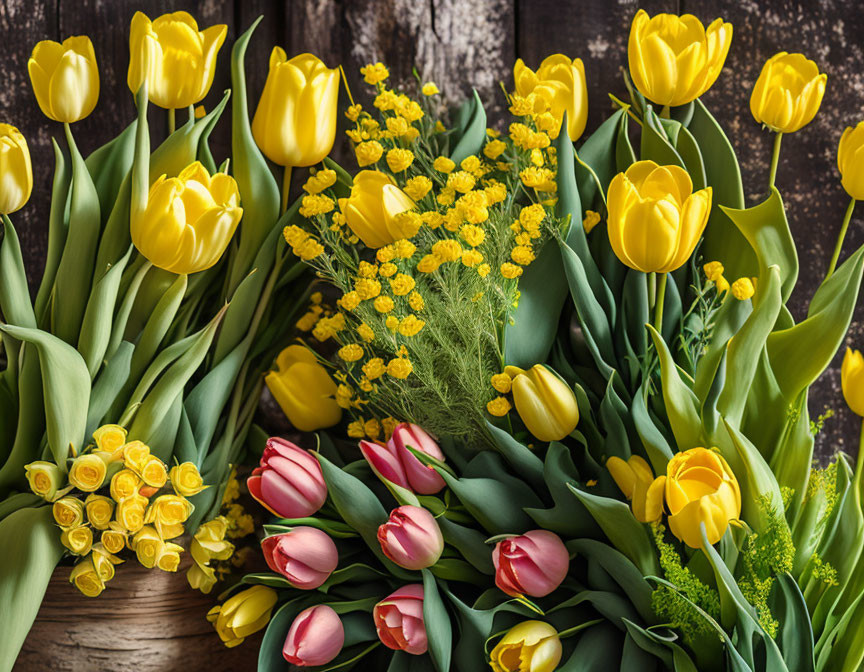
[447,171,476,194]
[394,239,417,258]
[487,397,512,417]
[484,140,507,160]
[461,249,483,267]
[299,194,335,217]
[731,277,756,300]
[390,273,416,296]
[408,291,425,311]
[385,315,400,331]
[501,262,524,279]
[582,210,601,233]
[403,176,433,201]
[339,291,361,311]
[386,148,415,172]
[357,322,375,342]
[511,245,536,266]
[433,156,456,173]
[387,357,413,379]
[374,296,395,313]
[422,82,440,96]
[355,278,382,300]
[377,245,396,263]
[355,140,384,167]
[363,358,387,380]
[417,254,441,273]
[398,315,426,337]
[303,169,337,194]
[478,263,491,278]
[338,344,364,362]
[361,62,389,85]
[704,261,725,282]
[491,373,513,394]
[347,421,365,438]
[345,104,362,122]
[432,239,463,262]
[379,262,398,277]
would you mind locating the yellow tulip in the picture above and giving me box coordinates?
[0,124,33,214]
[503,364,579,442]
[489,621,562,672]
[207,585,278,648]
[24,461,63,501]
[28,36,99,123]
[53,496,85,528]
[607,160,712,273]
[252,50,340,167]
[628,10,732,107]
[131,161,243,275]
[337,171,416,249]
[513,55,588,141]
[607,455,665,523]
[842,348,864,416]
[84,494,115,530]
[127,11,226,109]
[68,454,108,492]
[61,525,93,555]
[169,462,207,496]
[838,122,864,200]
[666,447,741,548]
[750,53,826,133]
[266,345,342,432]
[69,556,105,597]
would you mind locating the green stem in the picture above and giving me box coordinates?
[825,198,857,280]
[768,131,783,191]
[648,271,656,309]
[281,165,293,214]
[660,105,671,119]
[654,273,668,334]
[168,108,175,135]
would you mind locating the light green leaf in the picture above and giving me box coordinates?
[422,568,452,672]
[449,90,486,165]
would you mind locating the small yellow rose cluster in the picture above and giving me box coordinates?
[27,424,207,597]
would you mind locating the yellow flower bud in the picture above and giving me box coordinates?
[24,461,64,501]
[513,54,588,141]
[582,209,601,234]
[131,161,243,275]
[116,494,149,533]
[127,11,227,109]
[628,10,732,107]
[110,468,142,502]
[503,364,579,442]
[750,53,826,133]
[838,121,864,200]
[207,585,278,648]
[188,561,219,594]
[491,373,513,394]
[666,448,741,548]
[122,441,150,473]
[842,348,864,417]
[486,397,512,417]
[731,277,755,301]
[422,82,440,96]
[92,424,127,454]
[146,494,193,539]
[132,525,165,569]
[84,494,115,530]
[266,345,342,432]
[28,36,99,123]
[141,457,168,488]
[251,50,339,167]
[156,543,184,572]
[53,496,85,528]
[607,161,712,273]
[169,462,207,497]
[91,545,121,582]
[69,556,105,598]
[489,621,562,672]
[101,525,127,555]
[0,125,33,214]
[61,525,93,555]
[607,455,665,523]
[68,454,108,492]
[703,260,724,282]
[338,170,416,248]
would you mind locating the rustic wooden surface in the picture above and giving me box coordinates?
[3,0,864,669]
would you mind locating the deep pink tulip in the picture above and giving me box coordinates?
[377,505,443,570]
[262,527,338,589]
[283,605,344,666]
[360,440,410,490]
[493,530,570,597]
[373,584,427,655]
[247,437,327,519]
[388,423,446,494]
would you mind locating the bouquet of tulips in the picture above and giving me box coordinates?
[200,8,864,672]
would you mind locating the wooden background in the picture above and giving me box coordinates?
[3,0,863,669]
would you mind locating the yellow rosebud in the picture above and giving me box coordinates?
[251,50,339,167]
[102,525,127,555]
[265,345,342,432]
[838,121,864,200]
[131,161,243,275]
[628,10,732,107]
[750,52,826,133]
[188,561,218,594]
[607,160,712,273]
[127,11,226,109]
[84,494,115,530]
[607,455,666,523]
[141,457,168,488]
[132,525,165,568]
[338,171,416,248]
[842,348,864,417]
[489,621,562,672]
[156,543,184,572]
[513,55,588,141]
[92,424,127,455]
[91,545,122,582]
[122,441,151,473]
[0,124,33,214]
[116,494,149,533]
[69,556,105,598]
[53,497,85,528]
[68,454,107,492]
[666,447,741,548]
[146,494,193,539]
[28,36,99,123]
[503,364,579,442]
[207,585,278,648]
[61,525,93,555]
[169,462,207,497]
[24,461,64,501]
[110,468,142,502]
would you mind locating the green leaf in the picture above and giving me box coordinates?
[85,120,137,219]
[127,273,187,384]
[769,573,815,672]
[483,421,544,489]
[436,517,493,575]
[0,216,36,329]
[422,569,452,672]
[632,382,674,474]
[641,108,685,167]
[449,90,486,165]
[85,342,133,435]
[34,139,71,323]
[576,107,627,207]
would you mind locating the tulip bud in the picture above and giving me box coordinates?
[628,10,731,108]
[360,440,411,490]
[493,530,570,598]
[503,364,579,442]
[338,171,416,248]
[84,494,115,530]
[265,346,342,433]
[131,161,243,275]
[606,160,712,274]
[207,585,278,648]
[665,448,741,548]
[607,455,666,523]
[68,454,108,492]
[252,50,340,167]
[373,585,428,655]
[261,527,339,589]
[53,496,85,528]
[513,55,588,141]
[389,424,446,494]
[283,605,345,667]
[247,437,328,518]
[489,621,562,672]
[838,121,864,201]
[0,124,33,214]
[24,461,64,501]
[750,53,826,133]
[377,505,443,570]
[169,462,207,496]
[127,11,227,109]
[69,556,106,597]
[842,348,864,416]
[28,36,99,123]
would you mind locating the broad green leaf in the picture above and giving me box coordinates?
[769,573,815,672]
[127,273,187,385]
[85,342,133,435]
[422,569,452,672]
[641,108,684,167]
[0,216,36,329]
[647,325,702,450]
[484,421,544,489]
[576,107,627,207]
[85,119,136,219]
[449,90,486,164]
[632,382,674,474]
[34,139,71,323]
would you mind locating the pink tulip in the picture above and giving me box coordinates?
[247,437,327,519]
[378,505,444,570]
[360,440,410,490]
[283,605,344,666]
[373,584,428,655]
[360,423,445,495]
[493,530,570,598]
[262,527,338,589]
